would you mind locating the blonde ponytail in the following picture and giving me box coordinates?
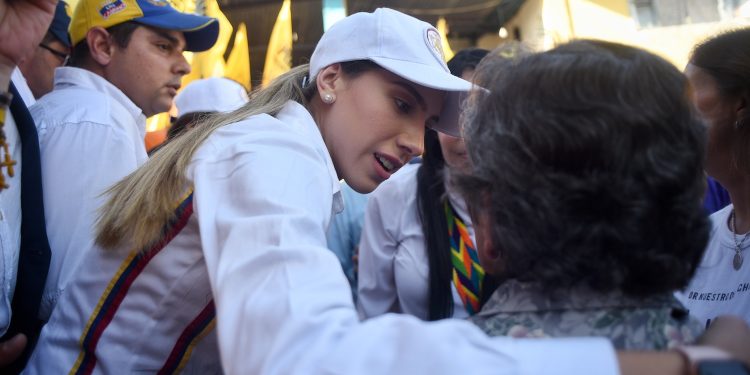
[96,64,316,251]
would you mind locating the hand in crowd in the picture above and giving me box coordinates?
[0,0,57,71]
[698,316,750,366]
[0,333,26,367]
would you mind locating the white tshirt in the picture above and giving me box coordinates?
[677,204,750,326]
[26,101,617,375]
[30,67,148,321]
[358,164,471,320]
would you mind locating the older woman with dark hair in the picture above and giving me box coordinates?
[457,40,707,350]
[677,28,750,327]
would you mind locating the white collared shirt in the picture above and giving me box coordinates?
[27,101,617,375]
[357,163,471,320]
[30,67,148,321]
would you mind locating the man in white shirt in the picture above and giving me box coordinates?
[30,0,219,321]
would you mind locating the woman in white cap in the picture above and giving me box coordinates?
[24,8,750,375]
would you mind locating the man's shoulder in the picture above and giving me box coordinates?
[31,86,125,128]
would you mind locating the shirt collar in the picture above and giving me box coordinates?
[276,101,343,214]
[53,67,147,136]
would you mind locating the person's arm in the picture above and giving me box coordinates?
[190,122,620,375]
[617,316,750,375]
[618,351,686,375]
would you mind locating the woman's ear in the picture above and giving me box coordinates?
[86,27,115,66]
[315,63,343,96]
[471,200,502,274]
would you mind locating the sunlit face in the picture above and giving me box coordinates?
[685,63,741,179]
[105,26,190,117]
[19,38,70,99]
[320,68,444,193]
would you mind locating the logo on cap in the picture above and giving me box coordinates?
[146,0,169,6]
[424,28,446,66]
[99,0,126,19]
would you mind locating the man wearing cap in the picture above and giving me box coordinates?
[16,0,72,102]
[29,0,219,322]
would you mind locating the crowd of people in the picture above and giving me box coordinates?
[0,0,749,374]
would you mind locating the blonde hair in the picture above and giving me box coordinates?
[96,64,316,251]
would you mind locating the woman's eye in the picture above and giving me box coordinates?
[395,98,412,114]
[157,43,171,52]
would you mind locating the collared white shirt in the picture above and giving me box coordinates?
[0,70,28,336]
[27,101,617,375]
[30,67,147,321]
[358,163,471,320]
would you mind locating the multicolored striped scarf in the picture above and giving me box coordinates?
[445,200,485,315]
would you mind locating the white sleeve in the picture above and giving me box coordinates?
[192,131,620,375]
[356,186,401,318]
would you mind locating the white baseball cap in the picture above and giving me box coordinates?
[309,8,473,136]
[174,78,249,116]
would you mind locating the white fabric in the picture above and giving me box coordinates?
[677,204,750,326]
[26,101,618,375]
[30,67,147,321]
[174,77,248,116]
[0,71,27,336]
[308,8,471,136]
[357,164,470,320]
[11,69,35,106]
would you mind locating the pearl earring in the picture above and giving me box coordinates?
[322,93,335,104]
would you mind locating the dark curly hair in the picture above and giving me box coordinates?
[455,40,709,297]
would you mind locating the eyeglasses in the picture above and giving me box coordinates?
[39,43,70,66]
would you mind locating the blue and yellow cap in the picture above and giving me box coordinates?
[70,0,219,52]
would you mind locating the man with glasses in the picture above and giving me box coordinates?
[16,0,71,101]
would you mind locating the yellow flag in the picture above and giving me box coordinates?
[226,22,252,91]
[262,0,292,85]
[168,0,196,13]
[436,17,455,62]
[181,0,232,87]
[146,112,172,132]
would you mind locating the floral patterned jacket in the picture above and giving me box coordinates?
[470,280,704,350]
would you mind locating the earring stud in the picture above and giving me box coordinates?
[322,93,335,104]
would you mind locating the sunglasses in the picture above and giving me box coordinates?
[39,43,70,66]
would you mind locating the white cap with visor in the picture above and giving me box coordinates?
[309,8,474,136]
